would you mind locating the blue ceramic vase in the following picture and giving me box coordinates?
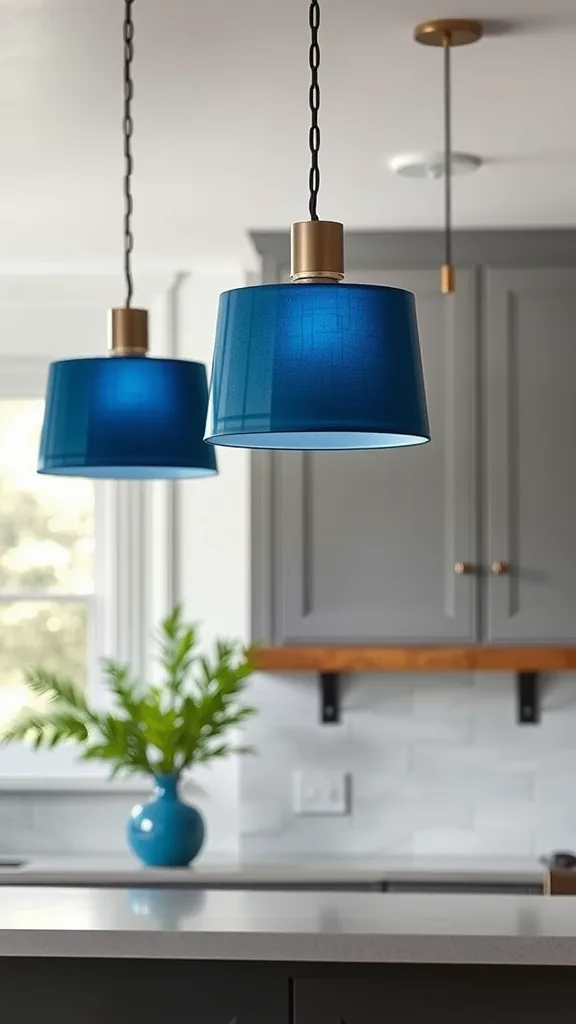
[128,774,205,867]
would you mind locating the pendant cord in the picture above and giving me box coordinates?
[123,0,135,308]
[443,33,452,269]
[308,0,321,221]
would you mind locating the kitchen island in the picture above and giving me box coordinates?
[1,887,576,1023]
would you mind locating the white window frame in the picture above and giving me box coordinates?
[0,272,179,790]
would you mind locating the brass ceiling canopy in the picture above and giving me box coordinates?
[414,18,483,47]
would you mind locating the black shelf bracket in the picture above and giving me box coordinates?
[320,672,340,724]
[316,668,539,726]
[517,672,539,725]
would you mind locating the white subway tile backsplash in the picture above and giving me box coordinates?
[32,795,135,854]
[0,796,36,853]
[411,745,535,801]
[374,796,473,830]
[240,671,576,857]
[411,829,482,855]
[345,677,415,715]
[532,821,576,854]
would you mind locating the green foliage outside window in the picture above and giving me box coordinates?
[0,400,93,729]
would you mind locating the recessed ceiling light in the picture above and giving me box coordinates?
[388,151,482,179]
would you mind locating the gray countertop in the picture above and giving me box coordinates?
[0,886,572,964]
[0,854,546,886]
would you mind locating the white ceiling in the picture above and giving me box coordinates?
[0,0,575,268]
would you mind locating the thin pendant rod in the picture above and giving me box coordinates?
[442,32,454,294]
[414,18,484,295]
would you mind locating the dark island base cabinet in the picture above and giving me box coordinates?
[294,966,576,1024]
[3,959,576,1024]
[0,959,289,1024]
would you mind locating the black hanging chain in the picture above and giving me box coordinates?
[443,33,452,268]
[308,0,321,221]
[123,0,135,308]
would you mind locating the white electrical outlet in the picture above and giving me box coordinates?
[292,770,350,816]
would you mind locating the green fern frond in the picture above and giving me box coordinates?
[2,709,88,747]
[25,669,88,711]
[1,606,257,778]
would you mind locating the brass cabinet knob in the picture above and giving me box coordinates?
[454,562,472,575]
[491,560,509,576]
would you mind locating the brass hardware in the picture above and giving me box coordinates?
[109,307,149,356]
[290,220,345,282]
[414,19,484,47]
[414,19,482,299]
[454,561,472,575]
[491,560,509,576]
[441,264,455,295]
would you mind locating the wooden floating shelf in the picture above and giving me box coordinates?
[255,646,576,673]
[254,646,576,727]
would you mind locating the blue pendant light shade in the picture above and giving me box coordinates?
[37,1,217,481]
[204,0,430,452]
[38,356,217,479]
[205,282,430,450]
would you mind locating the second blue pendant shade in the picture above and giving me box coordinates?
[205,280,430,451]
[39,352,217,479]
[204,0,430,453]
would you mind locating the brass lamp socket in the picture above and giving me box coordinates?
[109,307,149,356]
[290,221,345,282]
[441,264,455,295]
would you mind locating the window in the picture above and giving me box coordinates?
[0,398,95,734]
[0,361,168,786]
[0,273,176,786]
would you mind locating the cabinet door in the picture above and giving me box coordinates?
[0,958,289,1024]
[486,268,576,642]
[270,269,479,644]
[293,970,576,1024]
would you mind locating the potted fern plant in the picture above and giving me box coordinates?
[2,606,256,867]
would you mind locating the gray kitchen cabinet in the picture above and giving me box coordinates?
[485,268,576,642]
[265,268,479,645]
[252,231,576,647]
